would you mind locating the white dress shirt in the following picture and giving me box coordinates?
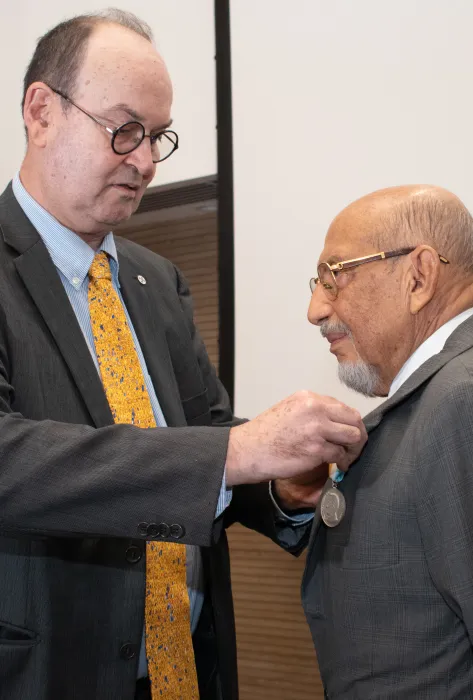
[388,308,473,399]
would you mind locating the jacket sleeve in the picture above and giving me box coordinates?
[0,265,233,545]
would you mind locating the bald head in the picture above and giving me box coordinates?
[74,22,171,111]
[332,185,473,274]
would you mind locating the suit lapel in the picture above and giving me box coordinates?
[0,183,189,429]
[0,184,114,428]
[115,242,186,427]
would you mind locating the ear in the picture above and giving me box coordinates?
[23,82,56,147]
[406,245,441,315]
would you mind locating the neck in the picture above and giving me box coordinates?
[19,160,106,251]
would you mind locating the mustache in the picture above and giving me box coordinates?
[319,321,352,339]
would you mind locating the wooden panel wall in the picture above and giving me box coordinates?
[121,212,220,370]
[227,528,323,700]
[121,211,323,699]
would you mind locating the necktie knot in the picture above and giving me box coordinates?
[89,251,112,281]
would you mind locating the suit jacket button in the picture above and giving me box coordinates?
[137,522,148,537]
[147,523,159,538]
[170,524,185,539]
[120,642,137,660]
[158,523,170,538]
[125,546,142,564]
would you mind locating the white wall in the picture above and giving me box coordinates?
[0,0,216,190]
[231,0,473,418]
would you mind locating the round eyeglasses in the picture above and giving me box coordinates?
[47,85,179,163]
[110,122,178,162]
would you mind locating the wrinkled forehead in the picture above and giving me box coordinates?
[318,203,387,265]
[74,24,172,108]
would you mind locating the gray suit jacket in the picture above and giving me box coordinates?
[302,315,473,699]
[0,184,309,700]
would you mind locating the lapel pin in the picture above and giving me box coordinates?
[137,275,147,285]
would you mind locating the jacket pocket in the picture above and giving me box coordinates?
[182,390,211,426]
[0,620,38,647]
[0,623,38,696]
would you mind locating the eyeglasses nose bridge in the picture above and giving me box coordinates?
[121,133,155,167]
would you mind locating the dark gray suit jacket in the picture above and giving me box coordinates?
[0,184,308,700]
[302,315,473,699]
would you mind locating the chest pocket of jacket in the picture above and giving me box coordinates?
[0,620,38,647]
[182,389,211,426]
[0,620,39,689]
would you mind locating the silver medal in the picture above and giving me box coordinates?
[321,485,346,528]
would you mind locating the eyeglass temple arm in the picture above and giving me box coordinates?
[384,248,449,265]
[329,251,409,272]
[332,247,449,272]
[51,87,115,134]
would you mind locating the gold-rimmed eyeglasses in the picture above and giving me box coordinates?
[310,247,450,300]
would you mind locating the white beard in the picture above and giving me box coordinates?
[338,360,381,397]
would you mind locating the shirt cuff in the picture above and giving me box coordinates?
[269,482,314,524]
[215,468,233,518]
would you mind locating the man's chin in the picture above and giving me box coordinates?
[332,346,358,362]
[337,360,381,397]
[98,204,139,228]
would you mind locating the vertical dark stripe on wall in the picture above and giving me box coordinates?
[215,0,235,408]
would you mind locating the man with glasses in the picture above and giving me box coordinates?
[299,184,473,699]
[0,9,367,700]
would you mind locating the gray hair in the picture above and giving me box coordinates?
[375,188,473,274]
[338,361,381,397]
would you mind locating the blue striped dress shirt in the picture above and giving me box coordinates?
[12,173,231,678]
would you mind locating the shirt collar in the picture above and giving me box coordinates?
[12,173,119,289]
[388,307,473,398]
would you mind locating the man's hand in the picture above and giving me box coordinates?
[273,467,329,512]
[225,391,367,486]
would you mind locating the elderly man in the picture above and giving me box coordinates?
[0,9,367,700]
[301,184,473,699]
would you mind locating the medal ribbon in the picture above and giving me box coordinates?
[329,463,344,483]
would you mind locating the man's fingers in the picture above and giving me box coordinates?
[335,450,354,472]
[335,439,367,472]
[319,442,347,468]
[325,401,364,428]
[322,421,365,447]
[226,391,368,485]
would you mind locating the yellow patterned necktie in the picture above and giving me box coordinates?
[88,251,199,700]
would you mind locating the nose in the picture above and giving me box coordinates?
[308,282,334,326]
[123,138,156,181]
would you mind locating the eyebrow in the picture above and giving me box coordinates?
[105,102,173,131]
